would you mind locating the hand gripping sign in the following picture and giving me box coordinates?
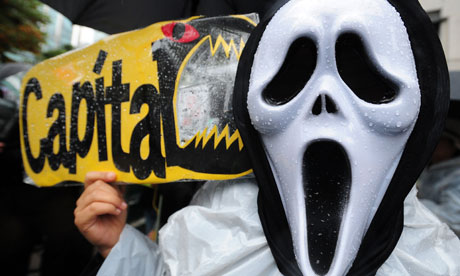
[20,14,258,187]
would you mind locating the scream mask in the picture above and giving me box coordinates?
[233,0,449,275]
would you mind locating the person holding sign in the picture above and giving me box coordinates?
[72,0,460,275]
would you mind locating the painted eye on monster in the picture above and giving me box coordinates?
[161,22,199,43]
[335,32,398,104]
[262,37,317,105]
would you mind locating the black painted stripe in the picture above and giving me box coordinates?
[93,50,108,75]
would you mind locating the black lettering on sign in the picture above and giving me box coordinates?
[95,77,108,161]
[68,81,96,173]
[106,60,130,172]
[22,78,46,173]
[44,93,67,171]
[22,57,167,179]
[129,84,165,179]
[93,50,108,75]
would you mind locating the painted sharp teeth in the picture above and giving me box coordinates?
[303,140,351,275]
[190,125,244,150]
[177,34,247,151]
[209,35,246,59]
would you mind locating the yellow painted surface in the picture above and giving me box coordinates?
[20,15,255,186]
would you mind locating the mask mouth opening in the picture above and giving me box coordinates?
[303,140,351,275]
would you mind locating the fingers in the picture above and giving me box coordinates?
[76,181,127,211]
[76,172,127,222]
[84,171,124,197]
[74,180,128,231]
[74,202,123,230]
[85,171,117,187]
[75,171,128,255]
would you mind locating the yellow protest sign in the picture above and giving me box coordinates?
[20,14,258,186]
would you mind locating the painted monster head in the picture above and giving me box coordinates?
[233,0,449,275]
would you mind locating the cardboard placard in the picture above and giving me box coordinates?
[20,14,258,186]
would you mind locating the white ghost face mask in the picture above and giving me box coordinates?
[247,0,420,274]
[233,0,449,274]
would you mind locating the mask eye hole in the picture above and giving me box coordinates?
[335,33,398,104]
[263,37,317,105]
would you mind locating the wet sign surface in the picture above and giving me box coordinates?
[20,14,257,186]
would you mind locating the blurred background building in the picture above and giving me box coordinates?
[39,4,72,52]
[420,0,460,100]
[40,4,108,52]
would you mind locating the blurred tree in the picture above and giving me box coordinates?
[0,0,49,62]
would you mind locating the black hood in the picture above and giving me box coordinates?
[233,0,449,275]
